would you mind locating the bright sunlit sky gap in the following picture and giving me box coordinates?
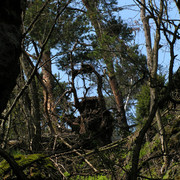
[50,0,180,100]
[52,0,180,74]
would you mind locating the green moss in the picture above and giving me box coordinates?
[64,171,70,177]
[0,153,56,179]
[139,141,151,159]
[0,159,10,175]
[68,175,110,180]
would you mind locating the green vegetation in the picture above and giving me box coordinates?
[0,153,55,179]
[64,174,110,180]
[0,0,179,179]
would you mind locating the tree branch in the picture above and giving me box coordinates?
[0,148,27,179]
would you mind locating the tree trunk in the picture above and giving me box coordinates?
[22,89,35,151]
[0,1,22,114]
[81,0,129,133]
[30,78,42,151]
[156,108,169,173]
[20,55,42,151]
[108,74,129,131]
[128,0,168,179]
[41,50,57,135]
[128,102,158,180]
[1,115,11,149]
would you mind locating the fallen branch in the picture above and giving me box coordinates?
[58,136,98,173]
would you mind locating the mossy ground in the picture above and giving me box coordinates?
[0,153,56,179]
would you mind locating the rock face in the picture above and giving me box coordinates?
[0,1,22,114]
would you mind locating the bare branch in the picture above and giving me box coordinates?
[58,136,98,173]
[4,0,72,120]
[23,0,51,38]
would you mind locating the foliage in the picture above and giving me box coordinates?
[135,84,150,125]
[64,174,109,180]
[0,0,180,179]
[25,0,64,49]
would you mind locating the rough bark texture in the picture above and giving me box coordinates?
[156,108,169,173]
[42,50,54,112]
[109,74,128,131]
[41,50,57,135]
[0,2,26,177]
[0,1,22,114]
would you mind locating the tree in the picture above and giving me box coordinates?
[0,1,22,114]
[128,0,180,179]
[0,1,28,179]
[81,0,129,134]
[20,54,42,151]
[24,0,80,135]
[0,0,180,179]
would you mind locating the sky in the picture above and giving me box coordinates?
[52,0,180,75]
[40,0,180,124]
[51,0,180,100]
[116,0,180,73]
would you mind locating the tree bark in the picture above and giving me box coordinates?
[0,1,22,114]
[109,74,128,131]
[128,101,158,179]
[41,50,57,135]
[81,0,129,133]
[156,108,169,173]
[20,55,42,151]
[128,0,168,179]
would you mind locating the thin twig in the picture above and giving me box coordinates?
[59,136,98,173]
[23,0,51,38]
[50,158,67,179]
[4,0,72,120]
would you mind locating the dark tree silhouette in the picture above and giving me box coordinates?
[0,0,22,114]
